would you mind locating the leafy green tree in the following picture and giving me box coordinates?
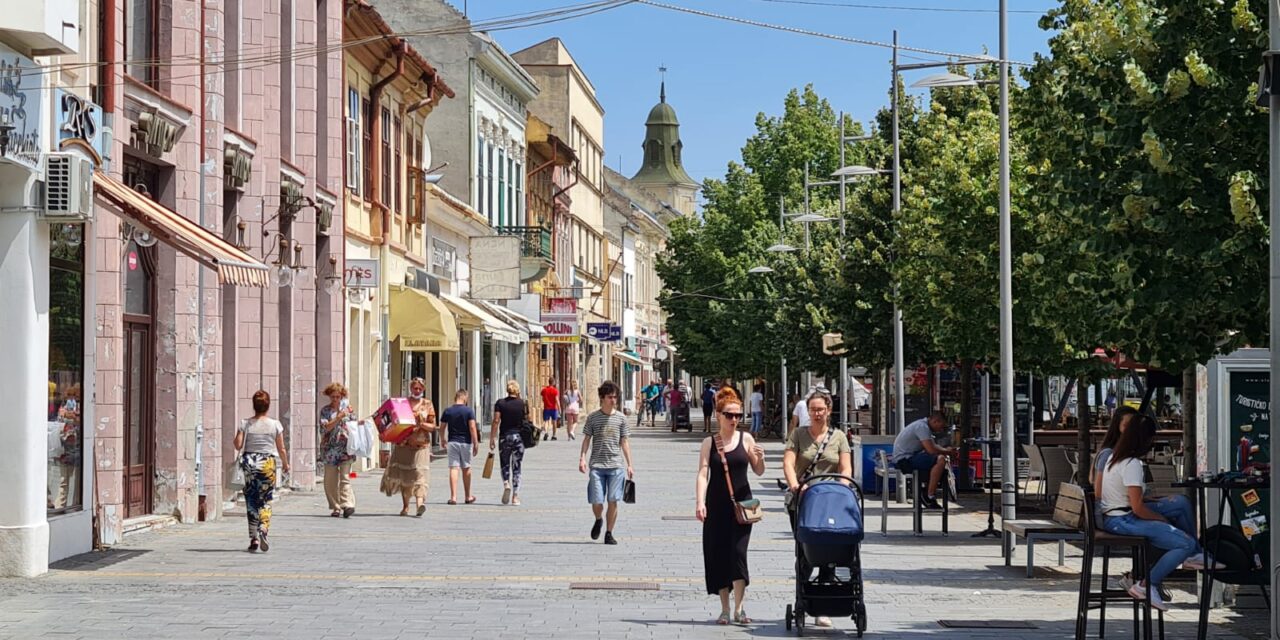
[1018,0,1269,372]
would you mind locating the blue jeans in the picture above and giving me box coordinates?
[750,411,762,434]
[1103,507,1201,587]
[587,467,626,504]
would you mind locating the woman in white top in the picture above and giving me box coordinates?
[234,390,289,552]
[1098,415,1216,610]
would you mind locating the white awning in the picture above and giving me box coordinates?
[440,294,527,344]
[478,300,547,336]
[613,350,644,367]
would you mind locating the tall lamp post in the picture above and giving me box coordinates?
[1268,1,1279,636]
[887,18,1013,521]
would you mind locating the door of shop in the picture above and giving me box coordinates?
[123,319,154,518]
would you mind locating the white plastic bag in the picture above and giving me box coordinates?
[229,461,245,490]
[343,420,363,456]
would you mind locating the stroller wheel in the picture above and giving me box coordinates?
[795,607,805,632]
[785,604,793,631]
[854,601,867,636]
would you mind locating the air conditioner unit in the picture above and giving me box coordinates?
[42,153,94,222]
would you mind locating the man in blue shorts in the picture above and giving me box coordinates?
[578,381,634,545]
[890,411,956,509]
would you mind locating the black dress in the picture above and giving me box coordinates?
[703,434,754,594]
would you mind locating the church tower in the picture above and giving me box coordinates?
[630,80,699,216]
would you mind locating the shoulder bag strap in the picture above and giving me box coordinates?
[799,428,836,483]
[713,435,737,501]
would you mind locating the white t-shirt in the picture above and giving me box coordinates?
[792,399,810,428]
[239,417,283,456]
[1099,457,1145,515]
[749,392,763,413]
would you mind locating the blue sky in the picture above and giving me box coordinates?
[464,0,1059,186]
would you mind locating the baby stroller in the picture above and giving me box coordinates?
[670,400,692,432]
[785,474,867,636]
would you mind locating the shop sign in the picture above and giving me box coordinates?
[1227,371,1270,542]
[586,323,621,342]
[470,235,520,300]
[344,258,379,289]
[541,296,578,344]
[55,90,103,167]
[0,42,43,170]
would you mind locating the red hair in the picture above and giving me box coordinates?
[714,386,742,412]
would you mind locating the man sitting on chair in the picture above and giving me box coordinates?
[890,411,956,510]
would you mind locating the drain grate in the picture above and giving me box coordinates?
[661,515,699,521]
[938,620,1037,629]
[570,582,660,591]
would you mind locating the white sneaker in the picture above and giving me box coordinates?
[1116,573,1134,592]
[1182,554,1226,571]
[1128,582,1170,611]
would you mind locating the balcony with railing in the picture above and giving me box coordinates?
[497,225,553,282]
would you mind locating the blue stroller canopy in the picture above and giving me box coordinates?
[796,481,864,545]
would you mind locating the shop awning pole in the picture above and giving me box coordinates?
[1268,1,1280,635]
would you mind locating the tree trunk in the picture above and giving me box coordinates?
[1181,365,1196,481]
[958,359,974,491]
[871,368,882,434]
[1077,376,1092,487]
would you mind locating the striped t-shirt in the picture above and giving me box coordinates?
[583,409,630,469]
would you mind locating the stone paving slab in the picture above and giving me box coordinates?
[0,419,1268,639]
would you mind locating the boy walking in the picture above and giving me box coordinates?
[578,381,634,545]
[442,389,480,505]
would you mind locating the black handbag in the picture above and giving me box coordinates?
[623,479,636,504]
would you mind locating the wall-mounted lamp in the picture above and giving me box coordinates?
[319,255,343,296]
[224,215,249,250]
[264,233,304,288]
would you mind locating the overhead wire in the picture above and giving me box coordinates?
[750,0,1047,14]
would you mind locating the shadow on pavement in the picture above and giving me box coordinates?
[50,548,150,571]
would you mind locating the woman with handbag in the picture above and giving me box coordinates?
[781,389,851,628]
[319,382,356,518]
[563,380,582,441]
[489,379,528,506]
[380,377,436,517]
[234,390,290,552]
[695,386,765,625]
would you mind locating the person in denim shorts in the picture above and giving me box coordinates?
[578,380,634,545]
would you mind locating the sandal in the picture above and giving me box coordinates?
[465,496,477,504]
[511,496,521,506]
[416,505,427,517]
[330,510,341,517]
[447,499,458,505]
[399,508,409,517]
[734,611,751,625]
[716,613,730,625]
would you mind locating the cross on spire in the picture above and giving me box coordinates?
[659,64,667,103]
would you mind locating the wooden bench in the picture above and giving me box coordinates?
[1002,482,1086,577]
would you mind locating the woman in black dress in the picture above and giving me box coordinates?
[696,386,766,625]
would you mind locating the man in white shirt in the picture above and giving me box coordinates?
[788,388,813,437]
[748,384,764,435]
[890,411,955,509]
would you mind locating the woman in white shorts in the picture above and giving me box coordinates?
[564,380,583,440]
[440,389,480,505]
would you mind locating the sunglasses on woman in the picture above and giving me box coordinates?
[721,412,744,420]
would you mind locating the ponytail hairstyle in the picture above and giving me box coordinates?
[714,385,742,412]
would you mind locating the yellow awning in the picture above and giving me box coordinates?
[389,285,459,352]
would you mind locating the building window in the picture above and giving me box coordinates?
[381,107,392,208]
[486,142,495,226]
[48,223,86,514]
[515,161,524,226]
[497,148,506,227]
[506,156,515,226]
[124,0,159,86]
[362,98,373,198]
[476,135,486,216]
[346,88,361,193]
[393,116,402,216]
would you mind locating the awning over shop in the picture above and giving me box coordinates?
[389,285,459,352]
[613,350,644,367]
[440,294,527,344]
[477,300,547,337]
[93,171,270,287]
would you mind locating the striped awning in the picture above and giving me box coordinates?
[93,171,270,287]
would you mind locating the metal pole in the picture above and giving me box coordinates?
[1268,1,1280,635]
[803,162,812,251]
[781,357,788,436]
[997,0,1018,523]
[839,112,850,430]
[891,30,906,434]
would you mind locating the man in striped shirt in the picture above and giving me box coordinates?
[578,380,634,545]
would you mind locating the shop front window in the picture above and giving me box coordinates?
[48,223,86,513]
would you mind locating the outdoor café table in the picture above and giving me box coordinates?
[969,438,1003,539]
[1171,475,1271,640]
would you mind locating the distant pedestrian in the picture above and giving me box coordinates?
[489,379,527,506]
[659,378,672,415]
[319,382,356,518]
[640,380,661,427]
[563,380,582,440]
[234,390,289,552]
[748,384,764,435]
[788,389,813,437]
[696,386,766,625]
[540,378,561,441]
[442,389,480,505]
[578,381,634,545]
[380,377,436,517]
[667,383,686,432]
[701,382,716,433]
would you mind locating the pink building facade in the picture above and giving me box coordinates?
[92,0,345,544]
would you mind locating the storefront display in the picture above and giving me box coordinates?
[47,223,85,513]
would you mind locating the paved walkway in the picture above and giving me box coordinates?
[0,414,1268,639]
